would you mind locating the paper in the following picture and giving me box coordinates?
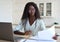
[30,26,55,40]
[20,26,56,42]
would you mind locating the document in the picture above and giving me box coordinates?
[19,26,56,42]
[38,26,55,40]
[33,26,55,40]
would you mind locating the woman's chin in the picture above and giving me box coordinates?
[31,14,35,16]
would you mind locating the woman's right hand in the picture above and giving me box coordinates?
[25,30,32,35]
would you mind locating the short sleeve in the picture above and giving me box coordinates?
[39,19,46,30]
[13,20,23,31]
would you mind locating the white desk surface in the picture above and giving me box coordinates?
[14,34,56,42]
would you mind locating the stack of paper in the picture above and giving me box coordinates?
[30,26,55,40]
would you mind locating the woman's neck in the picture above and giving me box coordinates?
[29,16,36,25]
[29,16,35,20]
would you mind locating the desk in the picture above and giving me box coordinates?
[0,40,11,42]
[17,39,56,42]
[14,34,31,42]
[46,25,60,28]
[14,34,56,42]
[55,25,60,28]
[14,34,30,38]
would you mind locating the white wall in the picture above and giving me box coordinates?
[12,0,60,26]
[0,0,12,22]
[12,0,27,24]
[52,0,60,24]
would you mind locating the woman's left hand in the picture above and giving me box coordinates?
[52,35,57,40]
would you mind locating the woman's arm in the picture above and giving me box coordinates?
[14,31,25,35]
[14,30,32,35]
[40,20,46,30]
[13,20,25,35]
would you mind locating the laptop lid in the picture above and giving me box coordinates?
[0,22,14,42]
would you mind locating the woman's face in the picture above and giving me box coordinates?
[28,5,35,16]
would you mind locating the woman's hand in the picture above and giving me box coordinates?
[25,30,32,35]
[52,34,58,40]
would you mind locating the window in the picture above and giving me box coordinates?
[39,3,44,16]
[39,3,52,17]
[46,3,51,16]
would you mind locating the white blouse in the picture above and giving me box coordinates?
[14,19,46,36]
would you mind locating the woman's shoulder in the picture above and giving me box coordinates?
[37,19,45,25]
[36,19,45,26]
[37,19,44,22]
[19,19,27,25]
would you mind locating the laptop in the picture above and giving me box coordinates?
[0,22,14,42]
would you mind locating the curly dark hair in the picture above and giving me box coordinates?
[21,2,40,20]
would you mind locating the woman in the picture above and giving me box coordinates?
[14,2,57,40]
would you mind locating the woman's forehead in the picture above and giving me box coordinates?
[29,5,35,9]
